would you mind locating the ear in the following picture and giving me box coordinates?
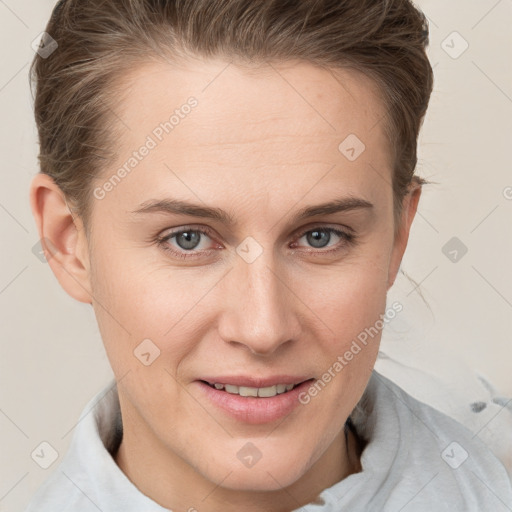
[29,173,93,304]
[387,181,422,290]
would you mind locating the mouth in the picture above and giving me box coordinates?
[200,380,306,398]
[196,377,315,424]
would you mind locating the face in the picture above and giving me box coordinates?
[33,57,419,499]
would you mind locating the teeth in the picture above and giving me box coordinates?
[209,382,297,397]
[239,386,259,397]
[225,384,239,394]
[258,385,277,398]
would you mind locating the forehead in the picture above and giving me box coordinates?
[101,58,393,209]
[117,57,388,145]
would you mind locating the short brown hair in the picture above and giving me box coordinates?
[30,0,434,234]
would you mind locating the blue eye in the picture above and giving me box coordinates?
[294,227,354,250]
[156,226,215,259]
[171,230,205,251]
[155,225,356,260]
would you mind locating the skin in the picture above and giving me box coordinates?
[30,58,421,512]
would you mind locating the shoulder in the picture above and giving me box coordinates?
[350,371,512,511]
[23,381,121,512]
[23,469,96,512]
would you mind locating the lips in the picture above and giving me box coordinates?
[207,382,295,398]
[199,375,310,397]
[199,375,310,388]
[202,381,301,398]
[195,376,314,424]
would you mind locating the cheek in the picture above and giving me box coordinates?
[314,269,387,386]
[88,245,208,377]
[298,265,388,429]
[294,248,391,339]
[297,245,391,394]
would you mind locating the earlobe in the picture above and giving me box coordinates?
[29,173,93,304]
[386,183,422,290]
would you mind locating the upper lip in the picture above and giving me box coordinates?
[199,376,312,387]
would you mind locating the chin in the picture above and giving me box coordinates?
[201,447,312,492]
[218,468,304,492]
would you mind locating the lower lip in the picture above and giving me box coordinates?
[195,380,313,425]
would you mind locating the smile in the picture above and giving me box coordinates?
[197,378,314,424]
[204,381,299,397]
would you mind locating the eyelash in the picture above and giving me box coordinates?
[154,225,356,260]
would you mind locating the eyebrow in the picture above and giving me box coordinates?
[130,196,374,225]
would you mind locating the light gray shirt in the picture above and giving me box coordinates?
[24,370,512,511]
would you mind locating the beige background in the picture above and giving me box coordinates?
[1,1,511,510]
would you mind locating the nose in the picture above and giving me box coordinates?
[218,250,302,357]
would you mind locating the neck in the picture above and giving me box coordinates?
[113,418,363,512]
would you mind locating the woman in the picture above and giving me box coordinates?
[25,0,512,511]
